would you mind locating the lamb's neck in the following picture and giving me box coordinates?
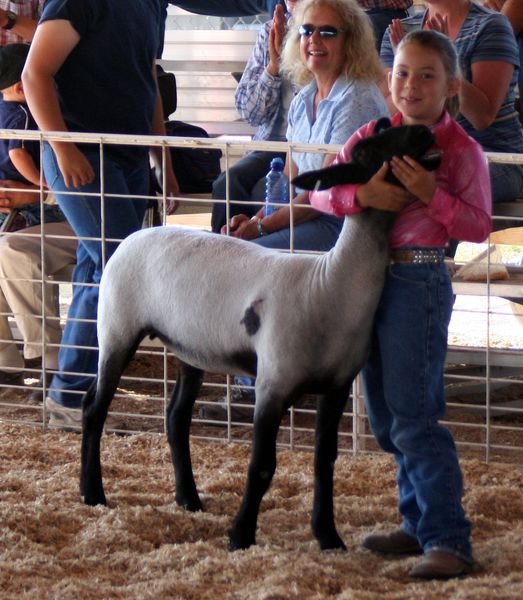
[314,209,395,300]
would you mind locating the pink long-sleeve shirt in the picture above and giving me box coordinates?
[310,111,492,248]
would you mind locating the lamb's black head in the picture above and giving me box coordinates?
[291,118,442,191]
[351,122,436,175]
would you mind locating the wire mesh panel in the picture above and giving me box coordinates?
[0,130,521,465]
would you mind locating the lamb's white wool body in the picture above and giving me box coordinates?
[81,208,393,552]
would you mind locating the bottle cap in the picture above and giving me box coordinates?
[270,157,284,170]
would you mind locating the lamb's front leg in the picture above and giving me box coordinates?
[228,393,285,551]
[167,363,204,512]
[311,382,351,550]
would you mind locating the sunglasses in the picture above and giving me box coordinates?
[298,24,345,38]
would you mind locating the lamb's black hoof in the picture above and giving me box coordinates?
[318,533,347,551]
[175,493,203,512]
[82,489,107,507]
[228,529,255,551]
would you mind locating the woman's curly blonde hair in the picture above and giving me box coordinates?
[280,0,383,87]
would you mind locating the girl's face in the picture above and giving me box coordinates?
[388,43,459,126]
[299,5,346,81]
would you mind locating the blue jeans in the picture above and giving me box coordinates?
[253,213,343,252]
[43,145,149,407]
[211,150,286,233]
[362,260,472,563]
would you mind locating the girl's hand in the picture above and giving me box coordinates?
[356,162,411,212]
[54,144,95,189]
[390,156,436,205]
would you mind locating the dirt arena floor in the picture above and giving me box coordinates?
[1,422,523,599]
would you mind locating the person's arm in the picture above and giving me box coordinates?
[22,19,95,189]
[0,180,38,213]
[235,18,283,126]
[0,10,38,41]
[458,61,514,130]
[149,62,180,214]
[224,156,325,240]
[8,148,42,187]
[484,0,523,35]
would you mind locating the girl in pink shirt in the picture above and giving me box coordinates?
[310,30,491,579]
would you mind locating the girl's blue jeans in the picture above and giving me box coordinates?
[43,145,149,407]
[362,261,473,564]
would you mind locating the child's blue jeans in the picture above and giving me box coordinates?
[362,260,473,563]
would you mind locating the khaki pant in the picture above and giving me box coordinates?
[0,221,77,371]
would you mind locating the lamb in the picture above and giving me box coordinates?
[80,121,437,552]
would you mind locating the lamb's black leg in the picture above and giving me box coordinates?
[80,366,124,506]
[228,396,285,551]
[311,381,351,550]
[166,362,204,512]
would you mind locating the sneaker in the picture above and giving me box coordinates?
[362,529,422,555]
[45,396,82,431]
[198,387,255,423]
[45,396,126,433]
[409,549,473,579]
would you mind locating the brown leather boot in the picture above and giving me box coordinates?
[409,550,473,579]
[362,529,422,555]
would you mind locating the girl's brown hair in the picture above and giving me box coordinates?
[397,29,461,117]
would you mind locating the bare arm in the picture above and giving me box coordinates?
[149,62,180,214]
[459,60,515,130]
[22,19,95,189]
[0,180,38,212]
[0,9,38,41]
[9,148,43,187]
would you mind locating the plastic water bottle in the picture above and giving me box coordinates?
[265,157,288,217]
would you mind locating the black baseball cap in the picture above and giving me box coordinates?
[0,43,30,90]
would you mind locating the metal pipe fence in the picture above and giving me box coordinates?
[0,129,521,464]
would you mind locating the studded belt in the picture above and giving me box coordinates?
[389,248,445,264]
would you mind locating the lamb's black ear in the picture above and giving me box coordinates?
[373,117,392,134]
[292,162,372,190]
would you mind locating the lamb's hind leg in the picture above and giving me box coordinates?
[166,362,204,512]
[228,389,286,551]
[311,380,352,550]
[80,351,132,506]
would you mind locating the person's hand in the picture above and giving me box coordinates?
[425,12,449,35]
[0,180,38,212]
[388,19,407,50]
[267,3,286,76]
[389,156,436,205]
[221,214,260,239]
[154,163,180,215]
[356,162,411,212]
[483,0,505,11]
[54,143,95,189]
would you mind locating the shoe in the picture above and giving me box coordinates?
[198,388,255,423]
[0,368,24,387]
[45,396,126,433]
[45,396,82,431]
[409,549,473,580]
[362,529,422,555]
